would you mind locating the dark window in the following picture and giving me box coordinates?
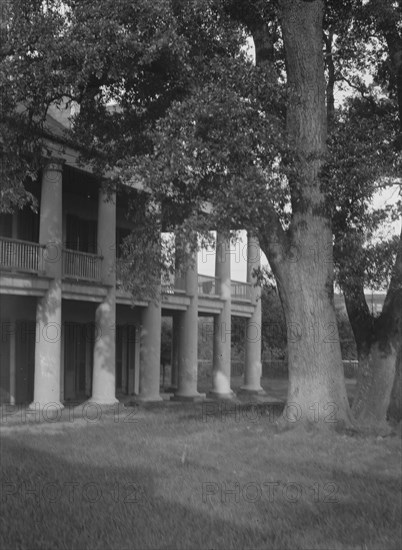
[18,208,39,242]
[0,214,12,238]
[66,215,97,253]
[116,227,130,259]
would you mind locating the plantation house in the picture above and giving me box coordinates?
[0,107,263,407]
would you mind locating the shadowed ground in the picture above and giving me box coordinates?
[1,384,401,550]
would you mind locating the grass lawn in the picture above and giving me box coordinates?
[1,390,401,550]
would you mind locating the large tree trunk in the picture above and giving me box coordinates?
[273,228,352,428]
[262,0,353,429]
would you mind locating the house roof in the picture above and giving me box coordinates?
[43,113,68,141]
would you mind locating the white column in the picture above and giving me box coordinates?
[210,232,233,398]
[85,335,92,396]
[89,189,118,405]
[60,323,65,401]
[138,202,163,402]
[31,160,64,410]
[138,296,162,401]
[173,245,204,401]
[134,326,140,395]
[122,327,128,392]
[240,235,265,395]
[171,313,180,389]
[91,289,117,403]
[9,325,16,405]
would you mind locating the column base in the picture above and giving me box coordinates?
[238,386,266,396]
[135,394,163,403]
[87,396,119,407]
[207,389,235,400]
[171,392,206,402]
[29,400,64,411]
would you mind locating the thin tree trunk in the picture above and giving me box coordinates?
[351,339,397,430]
[343,228,402,430]
[388,345,402,422]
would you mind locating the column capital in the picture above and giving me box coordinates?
[98,186,116,204]
[42,157,65,173]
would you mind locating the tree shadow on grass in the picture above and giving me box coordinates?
[1,437,267,550]
[1,438,400,550]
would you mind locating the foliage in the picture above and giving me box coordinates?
[0,0,67,211]
[324,96,401,293]
[260,285,287,360]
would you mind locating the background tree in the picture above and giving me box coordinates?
[321,0,402,428]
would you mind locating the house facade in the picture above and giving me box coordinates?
[0,114,264,409]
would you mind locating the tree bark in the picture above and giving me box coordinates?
[262,0,353,429]
[324,29,335,130]
[388,345,402,422]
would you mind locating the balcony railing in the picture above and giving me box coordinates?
[0,237,44,274]
[174,273,186,293]
[0,238,254,303]
[231,280,252,301]
[161,272,186,294]
[62,248,103,282]
[198,275,220,296]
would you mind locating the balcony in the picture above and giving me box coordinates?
[1,238,253,302]
[161,272,186,295]
[62,248,103,282]
[231,280,252,301]
[198,275,219,296]
[197,275,252,301]
[0,237,45,274]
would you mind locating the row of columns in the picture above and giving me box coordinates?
[170,233,264,400]
[30,159,166,408]
[30,158,264,409]
[31,160,122,408]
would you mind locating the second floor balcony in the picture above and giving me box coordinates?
[62,248,103,282]
[0,237,103,283]
[0,237,253,302]
[0,238,45,274]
